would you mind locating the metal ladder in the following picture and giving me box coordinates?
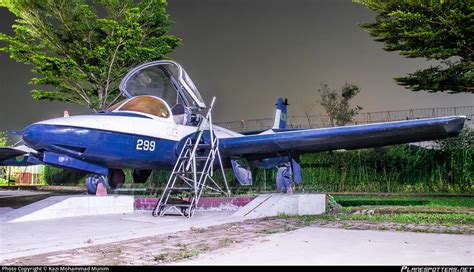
[152,97,230,217]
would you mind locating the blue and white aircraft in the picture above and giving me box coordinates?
[0,60,467,194]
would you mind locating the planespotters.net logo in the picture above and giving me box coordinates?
[402,267,474,272]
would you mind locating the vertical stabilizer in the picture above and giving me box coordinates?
[272,97,289,129]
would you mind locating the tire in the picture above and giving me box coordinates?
[85,175,108,195]
[276,165,292,193]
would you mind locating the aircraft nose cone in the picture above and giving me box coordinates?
[22,124,44,149]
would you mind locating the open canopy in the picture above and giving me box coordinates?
[119,60,206,109]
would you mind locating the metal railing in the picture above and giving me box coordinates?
[216,106,474,132]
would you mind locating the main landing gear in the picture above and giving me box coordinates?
[275,159,302,194]
[276,163,293,194]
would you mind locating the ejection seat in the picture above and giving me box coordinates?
[172,103,192,125]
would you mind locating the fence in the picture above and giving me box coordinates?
[216,106,474,132]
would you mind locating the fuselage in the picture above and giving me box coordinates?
[22,103,241,170]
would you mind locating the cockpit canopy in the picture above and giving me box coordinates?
[119,60,206,110]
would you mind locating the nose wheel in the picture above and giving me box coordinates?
[85,175,108,195]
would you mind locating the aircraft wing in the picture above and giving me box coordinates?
[0,145,38,166]
[220,116,466,158]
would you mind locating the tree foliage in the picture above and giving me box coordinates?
[318,83,363,127]
[0,132,7,147]
[354,0,473,94]
[0,0,180,111]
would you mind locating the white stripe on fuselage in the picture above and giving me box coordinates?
[35,114,242,141]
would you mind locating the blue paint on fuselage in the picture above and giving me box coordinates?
[22,124,179,170]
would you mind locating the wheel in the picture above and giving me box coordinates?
[109,169,125,189]
[276,164,292,193]
[85,175,108,195]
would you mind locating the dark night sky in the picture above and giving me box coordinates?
[0,0,472,131]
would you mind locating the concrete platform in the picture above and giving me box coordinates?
[0,195,134,223]
[0,211,245,262]
[0,207,14,215]
[233,193,326,218]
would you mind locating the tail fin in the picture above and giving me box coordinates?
[272,97,288,129]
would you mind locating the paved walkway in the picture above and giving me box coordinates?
[180,226,474,265]
[0,211,243,262]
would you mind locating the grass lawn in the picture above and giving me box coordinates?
[315,212,474,226]
[313,194,474,227]
[333,195,474,208]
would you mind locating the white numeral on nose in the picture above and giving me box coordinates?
[136,139,155,151]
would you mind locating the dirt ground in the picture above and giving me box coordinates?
[2,216,473,266]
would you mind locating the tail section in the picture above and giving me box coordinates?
[272,97,289,129]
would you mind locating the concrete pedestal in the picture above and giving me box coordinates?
[233,193,326,218]
[1,195,134,223]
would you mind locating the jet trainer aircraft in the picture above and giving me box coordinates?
[0,60,467,194]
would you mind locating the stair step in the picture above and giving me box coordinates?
[164,198,192,205]
[166,187,194,192]
[162,203,192,208]
[174,171,206,175]
[179,156,209,161]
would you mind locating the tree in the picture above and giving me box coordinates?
[318,83,363,127]
[354,0,473,94]
[0,0,180,111]
[0,132,7,146]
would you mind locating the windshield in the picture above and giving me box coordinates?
[123,65,181,107]
[182,69,204,103]
[116,96,170,118]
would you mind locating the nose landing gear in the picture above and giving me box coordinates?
[85,175,108,195]
[85,169,126,195]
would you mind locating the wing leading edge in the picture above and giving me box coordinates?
[220,116,466,157]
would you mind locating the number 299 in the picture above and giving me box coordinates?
[136,139,155,151]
